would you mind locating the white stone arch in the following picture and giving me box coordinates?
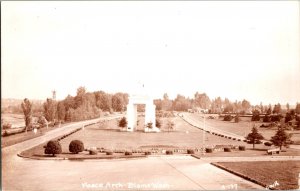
[126,94,160,132]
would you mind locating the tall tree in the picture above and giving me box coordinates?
[21,98,33,132]
[270,127,292,150]
[162,93,173,111]
[112,93,125,112]
[194,92,211,109]
[43,98,57,123]
[57,101,66,122]
[259,102,264,113]
[154,99,162,110]
[241,99,251,113]
[75,86,86,108]
[215,97,223,111]
[273,103,282,114]
[245,125,264,149]
[295,103,300,114]
[286,103,290,112]
[94,91,112,112]
[173,94,192,111]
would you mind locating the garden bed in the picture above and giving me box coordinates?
[212,161,300,190]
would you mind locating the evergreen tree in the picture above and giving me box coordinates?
[270,127,292,150]
[246,125,264,148]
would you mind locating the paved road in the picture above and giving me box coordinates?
[180,113,247,141]
[2,114,264,191]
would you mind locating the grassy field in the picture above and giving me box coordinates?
[188,113,300,143]
[22,116,285,158]
[2,125,63,148]
[214,161,300,190]
[19,115,300,158]
[1,113,25,128]
[194,148,300,157]
[53,117,247,151]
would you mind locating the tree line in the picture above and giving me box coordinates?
[20,87,128,131]
[154,92,300,115]
[13,87,300,131]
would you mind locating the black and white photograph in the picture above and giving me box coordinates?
[1,1,300,190]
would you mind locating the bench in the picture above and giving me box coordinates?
[267,148,280,155]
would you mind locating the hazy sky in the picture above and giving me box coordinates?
[2,1,300,105]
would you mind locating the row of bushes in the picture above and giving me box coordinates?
[223,115,240,123]
[57,128,82,142]
[205,146,245,153]
[44,139,85,156]
[210,132,243,142]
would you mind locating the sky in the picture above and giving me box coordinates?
[2,1,300,105]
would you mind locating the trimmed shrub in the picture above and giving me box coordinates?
[234,115,240,123]
[145,151,151,155]
[233,138,236,140]
[271,115,282,122]
[263,115,271,122]
[228,137,232,139]
[166,150,173,155]
[119,117,127,128]
[187,149,195,154]
[224,148,231,152]
[155,119,162,128]
[125,151,132,156]
[224,115,233,121]
[69,140,84,154]
[106,151,113,155]
[205,148,213,153]
[44,140,62,156]
[221,135,224,137]
[89,150,98,155]
[146,122,153,129]
[237,139,241,141]
[264,142,272,146]
[238,146,246,151]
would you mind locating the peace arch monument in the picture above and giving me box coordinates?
[125,83,160,133]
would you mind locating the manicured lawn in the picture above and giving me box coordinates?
[2,125,60,148]
[20,115,300,159]
[187,113,300,142]
[54,117,246,151]
[214,161,300,190]
[21,116,248,157]
[194,148,300,158]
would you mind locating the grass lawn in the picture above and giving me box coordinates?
[2,125,61,148]
[51,117,246,150]
[21,116,248,157]
[194,147,300,158]
[1,113,26,128]
[20,115,300,159]
[187,113,300,143]
[214,161,300,190]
